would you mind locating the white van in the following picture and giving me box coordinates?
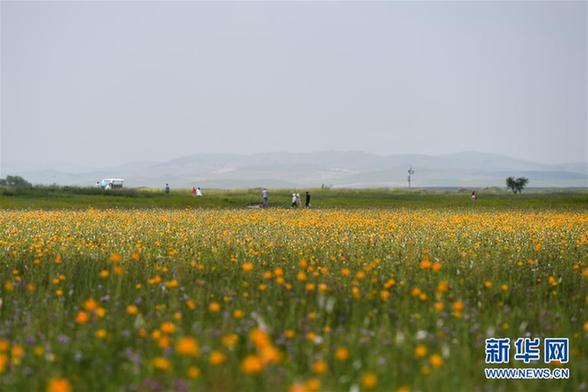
[98,178,124,189]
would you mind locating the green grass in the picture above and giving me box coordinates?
[0,187,587,210]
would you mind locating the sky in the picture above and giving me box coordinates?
[1,1,586,172]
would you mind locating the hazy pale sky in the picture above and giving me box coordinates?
[1,1,586,170]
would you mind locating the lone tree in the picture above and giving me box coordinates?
[506,177,528,194]
[0,175,32,188]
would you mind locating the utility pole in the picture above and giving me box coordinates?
[408,167,414,189]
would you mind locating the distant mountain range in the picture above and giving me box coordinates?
[6,151,587,188]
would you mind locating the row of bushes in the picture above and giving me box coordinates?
[0,186,155,198]
[0,176,156,198]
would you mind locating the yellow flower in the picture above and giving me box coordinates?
[548,275,558,287]
[11,344,24,363]
[361,372,378,389]
[241,355,264,374]
[429,354,444,367]
[187,366,200,379]
[95,329,107,339]
[0,354,7,374]
[152,356,171,371]
[0,339,9,352]
[175,336,199,357]
[209,302,221,313]
[288,383,306,392]
[185,299,197,310]
[335,347,349,361]
[126,305,138,315]
[233,309,244,319]
[110,253,122,263]
[157,336,170,349]
[260,345,281,364]
[250,329,271,348]
[384,278,396,288]
[83,298,97,312]
[305,378,321,391]
[75,311,89,325]
[312,360,327,374]
[415,344,427,358]
[419,259,432,269]
[222,334,239,350]
[165,279,179,289]
[242,262,254,272]
[436,281,449,293]
[209,351,226,365]
[46,377,72,392]
[160,322,176,334]
[452,300,464,312]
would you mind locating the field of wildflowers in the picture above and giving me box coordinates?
[0,208,586,391]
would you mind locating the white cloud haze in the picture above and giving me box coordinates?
[1,1,586,173]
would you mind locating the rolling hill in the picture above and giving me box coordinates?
[7,151,587,188]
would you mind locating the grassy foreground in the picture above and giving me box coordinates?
[0,187,587,209]
[0,208,586,391]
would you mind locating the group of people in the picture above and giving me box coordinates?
[291,191,311,208]
[259,188,311,208]
[164,184,203,197]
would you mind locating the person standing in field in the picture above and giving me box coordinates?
[305,191,311,208]
[192,186,197,197]
[196,187,203,197]
[165,184,170,194]
[291,193,297,208]
[261,188,269,208]
[295,193,301,207]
